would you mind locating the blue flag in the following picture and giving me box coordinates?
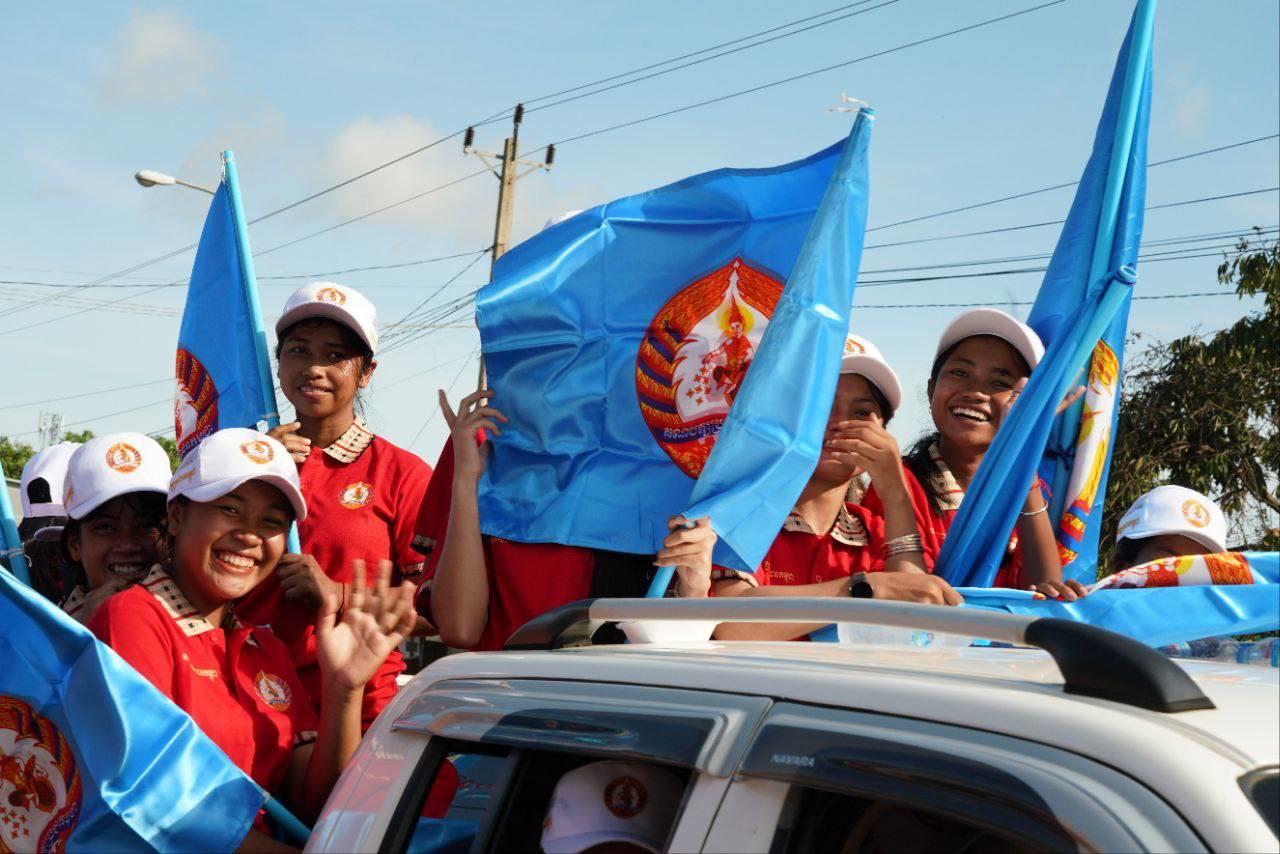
[0,570,264,851]
[936,0,1155,588]
[958,552,1279,646]
[684,110,873,570]
[477,119,871,557]
[175,152,277,459]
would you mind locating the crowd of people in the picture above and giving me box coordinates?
[11,279,1234,850]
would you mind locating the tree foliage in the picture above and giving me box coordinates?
[1102,229,1279,566]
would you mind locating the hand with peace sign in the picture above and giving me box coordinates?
[438,389,509,485]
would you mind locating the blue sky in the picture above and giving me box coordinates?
[0,0,1276,464]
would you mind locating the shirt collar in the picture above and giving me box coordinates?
[927,441,965,512]
[782,480,869,546]
[139,565,242,638]
[323,418,376,464]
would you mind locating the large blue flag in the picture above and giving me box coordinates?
[174,151,278,459]
[936,0,1155,588]
[0,570,264,851]
[477,119,872,558]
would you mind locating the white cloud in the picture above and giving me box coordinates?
[322,115,606,247]
[1171,84,1210,136]
[102,9,225,104]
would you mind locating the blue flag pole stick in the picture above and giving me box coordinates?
[1048,0,1155,508]
[222,151,302,554]
[263,795,311,845]
[0,460,31,585]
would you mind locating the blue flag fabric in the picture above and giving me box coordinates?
[958,551,1279,646]
[936,0,1155,588]
[477,120,871,559]
[175,173,275,459]
[0,571,264,851]
[684,110,873,570]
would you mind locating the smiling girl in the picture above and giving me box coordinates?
[866,309,1082,598]
[236,282,432,728]
[56,433,172,624]
[89,429,415,849]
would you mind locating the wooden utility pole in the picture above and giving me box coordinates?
[464,104,555,388]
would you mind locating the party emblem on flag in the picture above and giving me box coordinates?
[254,672,291,712]
[175,348,220,459]
[0,696,82,852]
[1056,340,1120,565]
[636,258,783,477]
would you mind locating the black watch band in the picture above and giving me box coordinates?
[848,572,875,599]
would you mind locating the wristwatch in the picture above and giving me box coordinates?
[847,572,875,599]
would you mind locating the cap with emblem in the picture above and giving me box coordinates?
[1115,485,1227,553]
[276,282,378,354]
[935,308,1045,371]
[20,441,81,517]
[540,760,683,854]
[169,428,307,521]
[840,333,902,416]
[62,434,171,521]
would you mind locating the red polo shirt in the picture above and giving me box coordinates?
[413,437,596,651]
[862,442,1025,588]
[236,420,432,728]
[88,567,318,798]
[712,488,886,589]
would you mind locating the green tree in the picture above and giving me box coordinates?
[154,435,181,470]
[0,436,37,480]
[1102,229,1279,570]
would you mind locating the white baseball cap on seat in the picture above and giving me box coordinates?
[540,761,683,854]
[1115,485,1227,553]
[169,428,307,521]
[840,333,902,416]
[276,282,379,354]
[936,308,1045,371]
[21,441,81,517]
[62,434,171,521]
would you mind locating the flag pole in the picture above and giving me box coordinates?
[221,151,302,552]
[0,461,31,585]
[1049,0,1155,510]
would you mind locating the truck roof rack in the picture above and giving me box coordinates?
[503,597,1215,714]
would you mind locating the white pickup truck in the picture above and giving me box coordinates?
[307,598,1279,853]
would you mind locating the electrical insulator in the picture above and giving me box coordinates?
[545,144,556,166]
[463,127,475,149]
[513,103,524,125]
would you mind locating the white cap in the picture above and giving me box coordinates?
[20,442,81,517]
[541,761,682,854]
[840,334,902,416]
[1116,485,1227,553]
[62,434,171,521]
[276,282,379,354]
[169,428,307,521]
[935,308,1045,371]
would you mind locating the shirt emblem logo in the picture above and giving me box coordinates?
[104,443,143,473]
[175,348,219,459]
[0,696,83,851]
[1181,499,1211,528]
[603,775,647,819]
[315,286,347,305]
[254,672,292,711]
[636,257,784,478]
[339,481,374,509]
[240,440,275,465]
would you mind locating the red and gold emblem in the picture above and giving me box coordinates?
[1181,499,1211,528]
[104,443,142,474]
[603,775,647,819]
[175,348,219,459]
[240,440,274,465]
[254,672,292,712]
[315,287,347,305]
[0,696,82,852]
[339,481,374,510]
[636,258,784,478]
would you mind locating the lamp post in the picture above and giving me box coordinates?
[134,169,215,195]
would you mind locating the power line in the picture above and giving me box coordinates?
[0,377,172,411]
[406,347,480,451]
[548,0,1068,147]
[857,290,1245,309]
[865,133,1279,233]
[379,252,491,352]
[255,248,492,280]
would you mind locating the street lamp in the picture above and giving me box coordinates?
[134,169,215,195]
